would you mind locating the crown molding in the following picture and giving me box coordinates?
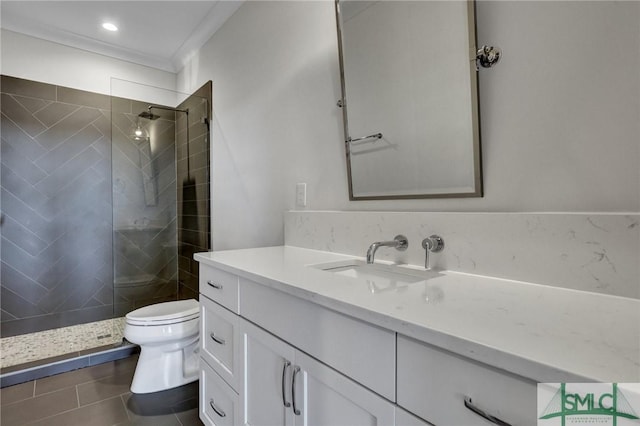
[1,1,245,74]
[171,1,244,71]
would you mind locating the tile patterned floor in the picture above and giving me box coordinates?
[1,318,126,368]
[0,355,204,426]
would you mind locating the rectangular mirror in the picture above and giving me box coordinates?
[335,0,482,200]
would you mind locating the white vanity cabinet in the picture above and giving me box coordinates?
[198,265,396,426]
[242,317,296,425]
[198,259,539,426]
[242,318,395,426]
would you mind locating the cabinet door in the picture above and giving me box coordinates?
[242,319,296,426]
[294,351,395,426]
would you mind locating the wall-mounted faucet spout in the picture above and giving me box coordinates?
[366,235,408,264]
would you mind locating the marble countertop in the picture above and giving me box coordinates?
[194,246,640,383]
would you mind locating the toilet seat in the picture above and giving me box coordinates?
[126,299,199,326]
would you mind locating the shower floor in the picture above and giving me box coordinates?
[0,318,126,369]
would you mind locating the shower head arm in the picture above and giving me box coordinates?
[147,105,189,114]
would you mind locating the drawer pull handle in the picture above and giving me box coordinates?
[292,366,301,415]
[209,332,226,345]
[282,360,291,408]
[464,397,511,426]
[209,399,226,418]
[207,280,223,290]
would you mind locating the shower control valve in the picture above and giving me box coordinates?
[421,235,444,270]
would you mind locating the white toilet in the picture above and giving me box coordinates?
[124,299,200,394]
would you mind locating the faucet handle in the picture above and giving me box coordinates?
[422,235,444,252]
[421,235,444,270]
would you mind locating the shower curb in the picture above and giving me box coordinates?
[0,342,140,388]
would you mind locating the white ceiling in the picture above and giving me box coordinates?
[0,1,243,73]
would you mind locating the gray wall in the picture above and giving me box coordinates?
[1,75,113,336]
[177,1,640,251]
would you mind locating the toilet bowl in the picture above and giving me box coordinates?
[124,299,200,394]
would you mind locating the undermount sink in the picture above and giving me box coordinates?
[309,259,442,293]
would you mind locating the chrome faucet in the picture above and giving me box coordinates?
[366,235,408,264]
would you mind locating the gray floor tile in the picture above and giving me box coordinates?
[77,368,134,406]
[0,380,34,405]
[173,398,204,426]
[28,395,129,426]
[118,410,182,426]
[121,382,198,416]
[122,387,201,426]
[0,353,204,426]
[175,407,204,426]
[0,386,78,425]
[35,356,137,396]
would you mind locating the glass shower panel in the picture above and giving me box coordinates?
[110,79,209,316]
[175,83,212,300]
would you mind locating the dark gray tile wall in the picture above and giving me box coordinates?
[176,82,211,300]
[1,75,210,337]
[1,76,114,337]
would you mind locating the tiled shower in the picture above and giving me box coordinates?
[0,76,211,370]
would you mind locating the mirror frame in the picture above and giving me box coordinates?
[335,0,483,200]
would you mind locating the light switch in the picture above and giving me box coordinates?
[296,183,307,207]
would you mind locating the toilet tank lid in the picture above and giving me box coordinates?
[126,299,199,322]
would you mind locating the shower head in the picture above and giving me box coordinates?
[138,110,161,120]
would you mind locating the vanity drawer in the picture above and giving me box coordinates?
[200,360,240,426]
[397,335,537,426]
[239,277,396,401]
[201,295,243,391]
[200,264,239,313]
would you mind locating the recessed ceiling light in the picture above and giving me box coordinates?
[102,22,118,32]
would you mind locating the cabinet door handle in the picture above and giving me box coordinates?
[464,397,511,426]
[209,399,226,418]
[207,280,223,290]
[209,332,226,345]
[292,366,301,415]
[282,360,291,408]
